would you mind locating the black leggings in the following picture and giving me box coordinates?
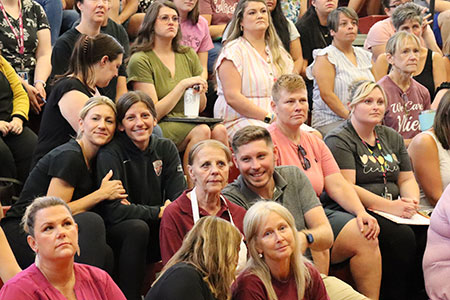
[0,211,113,272]
[106,219,160,300]
[0,127,37,183]
[370,212,428,300]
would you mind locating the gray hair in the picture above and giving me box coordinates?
[392,2,423,30]
[385,31,421,55]
[327,7,359,33]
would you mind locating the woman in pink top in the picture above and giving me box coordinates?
[173,0,214,80]
[0,197,126,300]
[268,74,381,299]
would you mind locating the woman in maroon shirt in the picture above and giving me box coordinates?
[232,201,329,300]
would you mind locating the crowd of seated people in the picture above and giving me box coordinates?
[2,0,450,299]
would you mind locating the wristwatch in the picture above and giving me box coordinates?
[263,113,272,124]
[302,231,314,244]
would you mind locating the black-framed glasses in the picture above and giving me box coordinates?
[297,145,311,170]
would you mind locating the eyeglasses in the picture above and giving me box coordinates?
[157,15,180,23]
[297,145,311,170]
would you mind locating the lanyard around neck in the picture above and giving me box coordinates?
[0,0,24,55]
[359,134,391,198]
[190,187,235,226]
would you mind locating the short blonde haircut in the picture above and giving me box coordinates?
[385,31,421,56]
[272,74,306,103]
[243,201,310,300]
[347,79,388,113]
[157,216,241,300]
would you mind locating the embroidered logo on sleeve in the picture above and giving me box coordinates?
[153,160,163,176]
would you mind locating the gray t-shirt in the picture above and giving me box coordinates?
[324,120,412,199]
[222,165,321,232]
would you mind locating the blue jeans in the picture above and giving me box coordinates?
[35,0,63,45]
[207,40,223,74]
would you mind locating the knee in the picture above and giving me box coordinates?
[191,124,211,141]
[75,212,106,237]
[123,219,150,240]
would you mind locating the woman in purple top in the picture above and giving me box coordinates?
[0,196,126,299]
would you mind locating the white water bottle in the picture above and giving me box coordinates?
[184,87,200,117]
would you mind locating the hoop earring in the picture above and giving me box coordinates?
[240,25,243,31]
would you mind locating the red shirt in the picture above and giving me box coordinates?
[159,189,246,265]
[232,263,329,300]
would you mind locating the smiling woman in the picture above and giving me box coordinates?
[0,97,125,272]
[95,91,187,300]
[232,201,328,300]
[0,197,126,300]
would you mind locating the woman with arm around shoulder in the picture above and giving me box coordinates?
[0,197,126,300]
[373,2,446,103]
[147,216,241,300]
[324,79,427,300]
[0,97,126,270]
[128,0,228,184]
[408,90,450,208]
[33,34,124,164]
[232,201,329,300]
[268,74,381,299]
[215,0,294,140]
[306,7,374,136]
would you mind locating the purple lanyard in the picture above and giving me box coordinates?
[0,0,25,55]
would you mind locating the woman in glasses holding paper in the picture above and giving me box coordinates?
[324,79,427,300]
[268,74,381,300]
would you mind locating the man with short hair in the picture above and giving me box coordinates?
[223,125,366,300]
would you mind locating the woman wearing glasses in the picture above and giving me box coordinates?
[127,0,228,185]
[268,74,381,299]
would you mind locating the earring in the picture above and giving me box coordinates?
[240,25,243,31]
[258,253,263,258]
[76,244,81,257]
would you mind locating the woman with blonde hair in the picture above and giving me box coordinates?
[215,0,294,140]
[0,97,125,271]
[232,201,328,300]
[0,196,126,299]
[325,79,427,300]
[377,31,431,147]
[146,216,242,300]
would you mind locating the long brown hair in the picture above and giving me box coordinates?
[156,216,241,300]
[59,34,124,93]
[130,0,188,56]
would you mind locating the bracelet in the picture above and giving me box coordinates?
[33,80,46,88]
